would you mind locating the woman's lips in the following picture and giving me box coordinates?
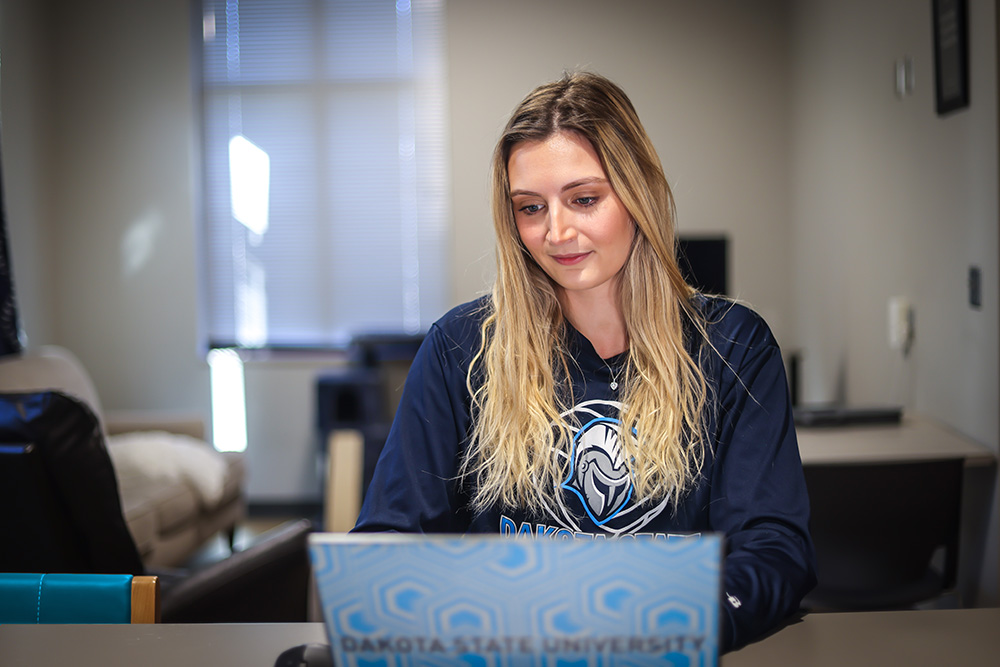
[552,252,591,266]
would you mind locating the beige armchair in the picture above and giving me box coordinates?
[0,345,246,569]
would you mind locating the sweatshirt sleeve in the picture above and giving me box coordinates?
[352,321,474,533]
[706,307,817,652]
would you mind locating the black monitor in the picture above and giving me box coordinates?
[677,236,728,296]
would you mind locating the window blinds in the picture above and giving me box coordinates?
[200,0,448,349]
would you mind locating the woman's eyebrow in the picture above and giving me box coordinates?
[561,176,608,192]
[509,177,608,198]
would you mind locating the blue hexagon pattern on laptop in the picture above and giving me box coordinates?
[310,533,722,667]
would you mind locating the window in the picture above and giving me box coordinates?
[199,0,449,349]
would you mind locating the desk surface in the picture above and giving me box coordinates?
[1,608,998,667]
[728,608,1000,666]
[796,414,995,466]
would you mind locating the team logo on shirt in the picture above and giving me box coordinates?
[561,417,632,525]
[540,400,670,535]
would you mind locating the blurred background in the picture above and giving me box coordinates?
[0,0,996,604]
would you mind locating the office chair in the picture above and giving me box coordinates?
[802,458,964,611]
[158,518,313,623]
[0,573,160,623]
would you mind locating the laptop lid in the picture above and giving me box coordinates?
[309,533,722,666]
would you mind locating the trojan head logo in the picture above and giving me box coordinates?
[560,417,633,525]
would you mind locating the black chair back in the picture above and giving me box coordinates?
[0,390,144,574]
[803,458,963,610]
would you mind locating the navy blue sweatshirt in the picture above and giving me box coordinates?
[354,296,816,652]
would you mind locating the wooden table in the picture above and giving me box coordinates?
[726,608,1000,666]
[1,609,998,666]
[796,414,995,466]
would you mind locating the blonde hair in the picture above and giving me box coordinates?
[462,72,711,515]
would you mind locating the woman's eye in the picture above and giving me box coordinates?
[575,196,598,207]
[518,203,543,215]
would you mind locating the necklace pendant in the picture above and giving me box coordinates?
[610,381,618,390]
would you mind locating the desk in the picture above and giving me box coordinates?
[727,608,1000,666]
[796,414,995,607]
[796,414,995,466]
[1,609,997,666]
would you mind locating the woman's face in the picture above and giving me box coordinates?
[508,130,634,307]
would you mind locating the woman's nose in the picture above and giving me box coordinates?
[547,206,576,244]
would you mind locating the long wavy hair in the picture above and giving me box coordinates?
[461,72,712,516]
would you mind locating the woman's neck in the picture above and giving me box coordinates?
[558,288,628,359]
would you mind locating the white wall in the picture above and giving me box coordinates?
[2,0,211,411]
[47,0,210,414]
[788,0,999,604]
[790,0,998,436]
[447,0,794,339]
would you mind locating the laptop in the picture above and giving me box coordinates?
[793,404,902,428]
[308,533,723,666]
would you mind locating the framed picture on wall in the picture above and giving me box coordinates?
[932,0,969,115]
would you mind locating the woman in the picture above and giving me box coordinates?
[353,72,816,652]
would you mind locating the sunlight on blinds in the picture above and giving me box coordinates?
[200,0,448,349]
[229,135,270,237]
